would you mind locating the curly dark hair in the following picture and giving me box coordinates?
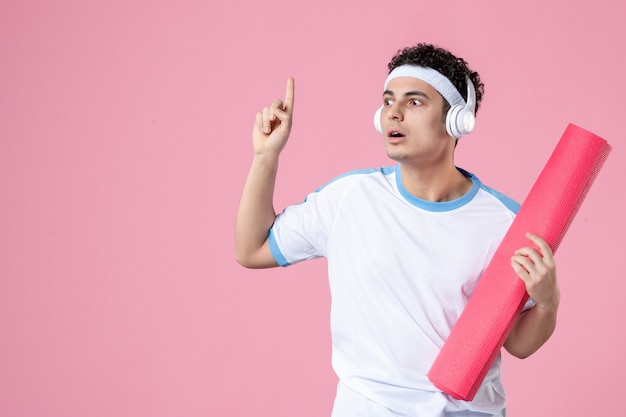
[387,43,484,115]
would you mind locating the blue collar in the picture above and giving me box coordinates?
[395,165,480,212]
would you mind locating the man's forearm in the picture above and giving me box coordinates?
[504,304,557,359]
[235,153,280,267]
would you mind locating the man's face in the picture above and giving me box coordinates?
[380,77,453,165]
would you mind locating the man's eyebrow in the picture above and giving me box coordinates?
[383,89,431,100]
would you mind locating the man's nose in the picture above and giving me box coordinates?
[387,103,403,121]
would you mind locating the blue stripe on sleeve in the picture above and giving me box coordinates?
[480,185,521,214]
[268,228,291,267]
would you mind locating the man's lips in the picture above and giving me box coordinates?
[387,127,406,143]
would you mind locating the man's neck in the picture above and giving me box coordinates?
[399,162,472,202]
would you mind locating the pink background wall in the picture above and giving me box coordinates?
[1,0,624,415]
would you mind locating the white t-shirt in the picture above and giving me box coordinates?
[269,165,521,416]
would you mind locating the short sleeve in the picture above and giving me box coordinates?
[268,182,341,267]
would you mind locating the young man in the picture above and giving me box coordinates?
[235,43,560,416]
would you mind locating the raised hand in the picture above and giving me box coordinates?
[252,77,295,156]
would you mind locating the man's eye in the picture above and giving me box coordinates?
[384,98,393,106]
[410,99,422,106]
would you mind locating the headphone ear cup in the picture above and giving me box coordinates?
[446,104,463,139]
[446,101,476,139]
[374,106,383,133]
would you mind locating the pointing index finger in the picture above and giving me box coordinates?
[284,77,295,113]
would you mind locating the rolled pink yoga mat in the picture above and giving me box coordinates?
[427,123,611,401]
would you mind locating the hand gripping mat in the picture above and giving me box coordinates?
[427,123,611,401]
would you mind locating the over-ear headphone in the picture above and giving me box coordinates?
[374,76,476,140]
[445,77,476,139]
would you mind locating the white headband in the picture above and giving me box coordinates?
[384,65,464,106]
